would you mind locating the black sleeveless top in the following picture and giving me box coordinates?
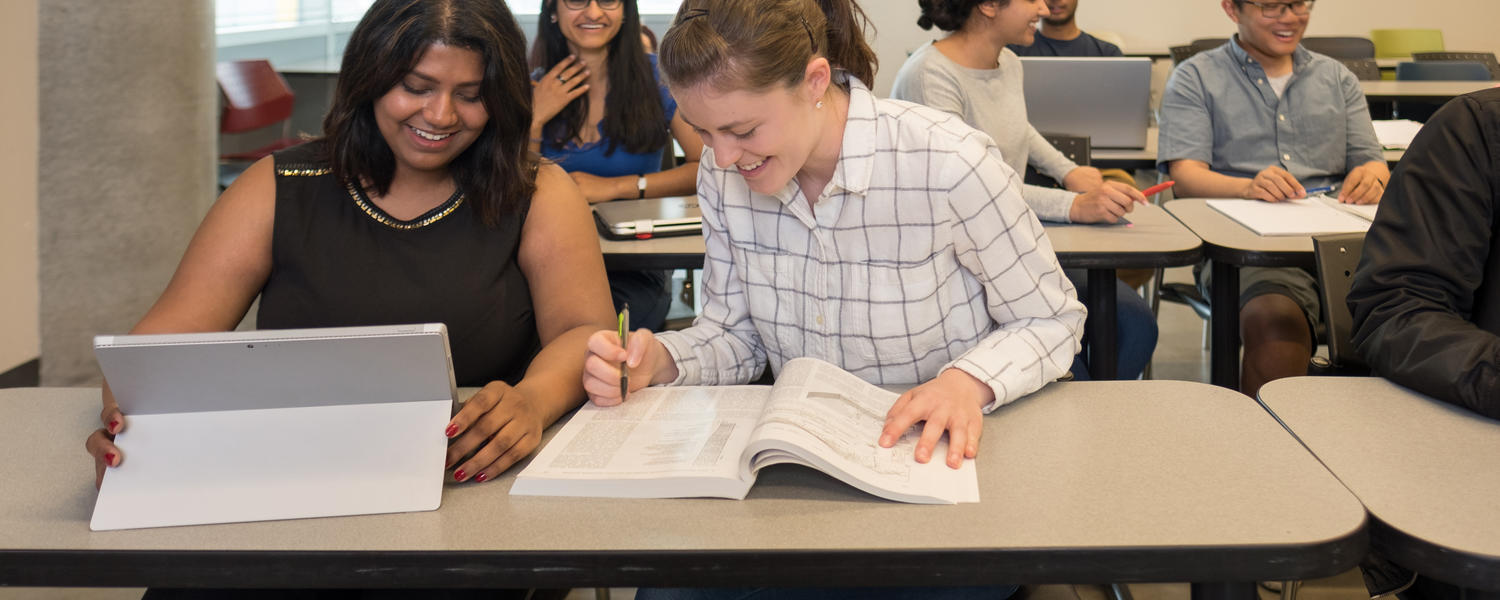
[257,142,540,387]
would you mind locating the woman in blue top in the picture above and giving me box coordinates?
[530,0,704,331]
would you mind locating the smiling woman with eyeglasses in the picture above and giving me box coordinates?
[528,0,705,332]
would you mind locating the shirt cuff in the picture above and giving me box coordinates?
[653,330,696,386]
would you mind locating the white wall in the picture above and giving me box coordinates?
[863,0,1500,96]
[0,0,39,374]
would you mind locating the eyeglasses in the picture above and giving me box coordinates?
[1237,0,1314,18]
[560,0,622,10]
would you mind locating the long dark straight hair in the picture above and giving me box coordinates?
[530,0,670,156]
[322,0,537,226]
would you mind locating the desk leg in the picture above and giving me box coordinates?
[1191,582,1257,600]
[1086,269,1119,380]
[1210,261,1240,389]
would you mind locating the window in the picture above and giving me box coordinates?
[215,0,682,70]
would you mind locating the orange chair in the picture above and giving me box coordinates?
[217,60,302,186]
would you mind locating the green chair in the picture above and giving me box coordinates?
[1370,29,1444,59]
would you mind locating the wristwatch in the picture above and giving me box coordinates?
[637,175,648,199]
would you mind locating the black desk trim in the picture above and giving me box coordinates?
[603,253,705,272]
[1371,515,1500,593]
[0,527,1367,588]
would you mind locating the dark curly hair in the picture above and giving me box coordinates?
[916,0,1011,32]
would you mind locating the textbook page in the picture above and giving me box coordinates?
[510,386,769,499]
[1206,198,1371,236]
[745,358,980,504]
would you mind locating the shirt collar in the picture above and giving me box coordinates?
[1224,34,1313,74]
[766,72,876,205]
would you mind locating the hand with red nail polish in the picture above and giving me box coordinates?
[445,381,548,485]
[86,381,129,489]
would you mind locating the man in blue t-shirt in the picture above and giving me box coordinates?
[1008,0,1122,57]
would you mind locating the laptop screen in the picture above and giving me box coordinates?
[1020,57,1152,149]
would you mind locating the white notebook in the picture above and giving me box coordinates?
[91,324,457,531]
[1207,196,1375,237]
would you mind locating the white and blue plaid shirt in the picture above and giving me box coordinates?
[656,79,1084,410]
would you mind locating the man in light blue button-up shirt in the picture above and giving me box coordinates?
[1158,0,1388,397]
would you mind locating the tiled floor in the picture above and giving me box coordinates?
[0,269,1370,600]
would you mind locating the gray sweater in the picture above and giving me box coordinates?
[890,41,1079,222]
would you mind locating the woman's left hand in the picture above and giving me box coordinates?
[878,368,992,469]
[569,172,632,204]
[444,381,546,483]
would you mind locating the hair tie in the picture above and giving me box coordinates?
[678,7,709,24]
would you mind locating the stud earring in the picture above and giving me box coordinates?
[815,99,824,109]
[550,14,557,23]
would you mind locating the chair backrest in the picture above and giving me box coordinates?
[1312,232,1368,370]
[217,60,296,134]
[1370,29,1444,58]
[1302,36,1376,59]
[1396,61,1492,81]
[1023,134,1090,187]
[1339,58,1383,81]
[1169,45,1198,66]
[1172,38,1228,67]
[1412,51,1500,80]
[1044,134,1091,167]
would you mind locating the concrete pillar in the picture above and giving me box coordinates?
[0,0,39,379]
[39,1,217,384]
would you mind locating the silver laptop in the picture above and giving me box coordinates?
[594,196,703,240]
[1020,57,1152,149]
[91,324,457,530]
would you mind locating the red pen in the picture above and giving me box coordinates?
[1141,181,1176,197]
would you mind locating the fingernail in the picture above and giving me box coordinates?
[104,453,116,466]
[475,472,488,483]
[454,469,467,482]
[444,424,458,437]
[108,420,118,433]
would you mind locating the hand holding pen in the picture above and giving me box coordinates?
[581,312,680,407]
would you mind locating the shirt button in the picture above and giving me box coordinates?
[1279,114,1286,121]
[1258,78,1265,84]
[1282,153,1291,160]
[816,315,824,325]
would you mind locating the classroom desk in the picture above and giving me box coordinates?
[1360,80,1499,103]
[1093,128,1403,169]
[1162,199,1317,389]
[1258,377,1500,595]
[0,383,1365,595]
[600,204,1203,380]
[1042,203,1202,379]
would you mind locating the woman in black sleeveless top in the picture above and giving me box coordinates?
[86,0,615,489]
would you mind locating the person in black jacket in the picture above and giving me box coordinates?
[1348,87,1500,600]
[1348,87,1500,420]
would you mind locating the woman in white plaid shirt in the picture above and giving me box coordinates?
[582,0,1084,474]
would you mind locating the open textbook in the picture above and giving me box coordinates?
[1207,195,1377,236]
[512,357,980,504]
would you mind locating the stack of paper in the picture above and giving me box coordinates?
[1372,120,1424,150]
[1207,197,1375,236]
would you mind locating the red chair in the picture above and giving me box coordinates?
[217,60,302,186]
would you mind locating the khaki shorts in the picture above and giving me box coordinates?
[1195,261,1323,343]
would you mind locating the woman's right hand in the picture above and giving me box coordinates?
[531,55,590,131]
[583,328,676,406]
[84,400,126,489]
